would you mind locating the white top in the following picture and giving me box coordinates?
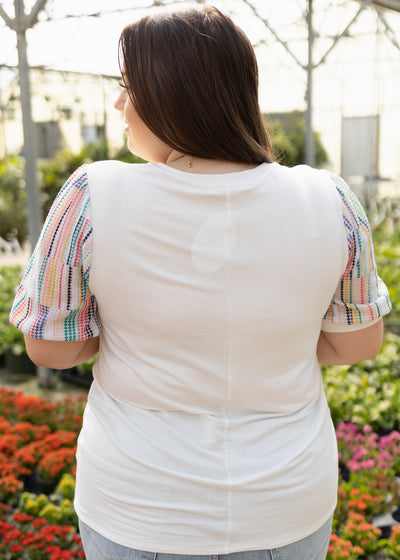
[10,160,391,552]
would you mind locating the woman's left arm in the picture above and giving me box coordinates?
[320,172,391,360]
[24,335,99,370]
[10,166,102,363]
[317,319,383,365]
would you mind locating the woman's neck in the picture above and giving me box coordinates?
[164,151,258,174]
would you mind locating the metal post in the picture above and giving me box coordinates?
[15,0,53,388]
[15,0,42,249]
[0,104,7,158]
[102,79,109,155]
[305,0,315,167]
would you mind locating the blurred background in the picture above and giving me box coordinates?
[1,0,400,386]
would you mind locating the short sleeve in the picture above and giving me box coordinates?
[9,165,101,341]
[321,173,391,332]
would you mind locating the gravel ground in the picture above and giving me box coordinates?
[0,364,89,400]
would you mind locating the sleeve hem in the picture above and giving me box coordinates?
[321,316,382,333]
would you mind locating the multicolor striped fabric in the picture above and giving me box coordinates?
[322,172,391,331]
[9,165,390,341]
[10,165,101,341]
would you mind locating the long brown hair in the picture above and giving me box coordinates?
[119,6,273,164]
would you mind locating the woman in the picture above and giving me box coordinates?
[10,5,390,560]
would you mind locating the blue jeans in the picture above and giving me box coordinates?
[78,516,333,560]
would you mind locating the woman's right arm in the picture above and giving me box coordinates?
[319,173,390,364]
[24,335,99,370]
[317,318,383,365]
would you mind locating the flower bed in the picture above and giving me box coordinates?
[321,325,400,557]
[1,386,400,558]
[328,423,400,558]
[0,388,86,559]
[0,503,84,560]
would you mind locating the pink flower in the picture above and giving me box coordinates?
[347,460,361,471]
[360,459,375,469]
[353,448,369,461]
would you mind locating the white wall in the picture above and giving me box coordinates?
[0,69,125,158]
[257,2,400,181]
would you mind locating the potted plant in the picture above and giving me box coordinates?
[0,266,35,375]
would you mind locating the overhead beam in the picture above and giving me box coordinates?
[240,0,305,69]
[376,9,400,51]
[0,5,13,27]
[371,0,400,11]
[316,0,373,67]
[28,0,49,27]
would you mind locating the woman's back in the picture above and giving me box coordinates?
[88,160,346,412]
[71,159,350,552]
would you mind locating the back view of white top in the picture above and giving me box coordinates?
[10,160,391,552]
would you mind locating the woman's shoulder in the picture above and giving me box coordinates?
[85,160,154,190]
[87,159,143,177]
[269,163,340,197]
[271,162,331,182]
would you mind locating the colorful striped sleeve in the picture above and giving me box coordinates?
[9,165,101,341]
[321,172,391,332]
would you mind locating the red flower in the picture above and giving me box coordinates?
[32,518,48,529]
[0,433,20,454]
[12,511,34,523]
[0,417,11,432]
[43,431,77,450]
[3,528,22,541]
[39,447,77,480]
[0,521,14,533]
[0,474,23,497]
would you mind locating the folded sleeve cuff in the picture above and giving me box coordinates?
[321,315,382,333]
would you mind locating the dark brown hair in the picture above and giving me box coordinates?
[119,5,273,164]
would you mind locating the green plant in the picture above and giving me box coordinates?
[39,150,90,218]
[19,474,78,529]
[19,492,49,517]
[323,332,400,432]
[341,511,383,556]
[53,474,75,501]
[386,525,400,559]
[268,110,329,167]
[0,156,28,242]
[326,534,363,560]
[0,266,24,357]
[372,215,400,335]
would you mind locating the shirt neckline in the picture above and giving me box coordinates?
[149,161,276,181]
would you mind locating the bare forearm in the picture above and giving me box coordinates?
[317,331,356,364]
[24,335,99,369]
[317,319,383,365]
